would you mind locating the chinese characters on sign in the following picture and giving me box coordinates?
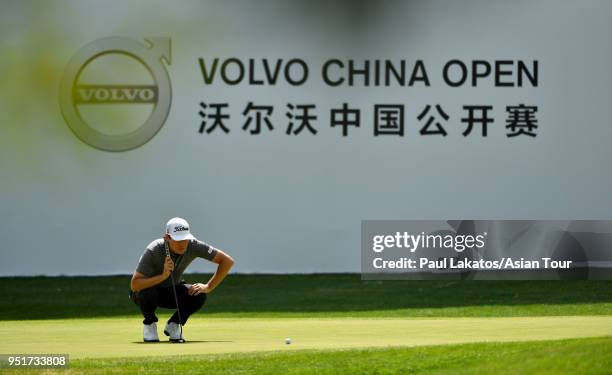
[198,102,538,137]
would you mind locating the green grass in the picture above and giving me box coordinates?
[2,315,611,359]
[3,336,611,374]
[69,336,612,375]
[1,274,611,374]
[1,274,611,319]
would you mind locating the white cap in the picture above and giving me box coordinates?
[166,217,195,241]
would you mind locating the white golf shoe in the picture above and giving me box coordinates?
[164,321,185,343]
[143,322,159,342]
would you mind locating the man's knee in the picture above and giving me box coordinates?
[178,284,206,308]
[133,287,158,306]
[192,293,206,309]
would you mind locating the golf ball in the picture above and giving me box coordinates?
[285,338,292,345]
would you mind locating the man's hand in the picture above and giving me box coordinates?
[162,256,174,279]
[188,283,211,296]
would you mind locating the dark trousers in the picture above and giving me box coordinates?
[130,283,206,325]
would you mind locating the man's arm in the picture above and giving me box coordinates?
[188,249,234,295]
[130,256,174,292]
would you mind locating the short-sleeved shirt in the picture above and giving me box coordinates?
[135,238,218,287]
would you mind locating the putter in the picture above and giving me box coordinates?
[164,240,185,343]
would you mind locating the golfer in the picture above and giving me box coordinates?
[130,217,234,342]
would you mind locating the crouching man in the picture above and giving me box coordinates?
[130,217,234,342]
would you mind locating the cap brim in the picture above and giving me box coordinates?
[170,232,195,241]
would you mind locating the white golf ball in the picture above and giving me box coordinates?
[285,338,292,345]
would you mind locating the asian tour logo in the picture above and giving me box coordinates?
[59,37,172,151]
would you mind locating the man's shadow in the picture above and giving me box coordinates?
[132,340,233,344]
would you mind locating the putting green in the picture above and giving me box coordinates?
[1,316,611,359]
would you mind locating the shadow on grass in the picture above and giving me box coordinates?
[131,341,233,344]
[1,274,611,320]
